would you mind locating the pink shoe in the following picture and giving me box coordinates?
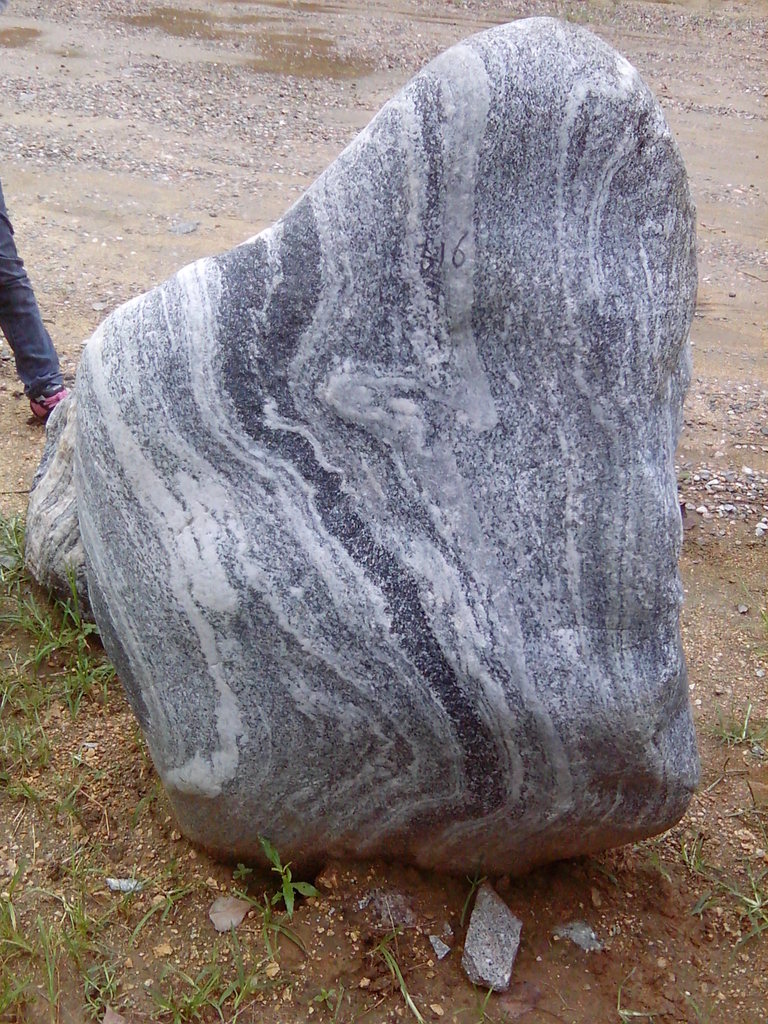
[30,386,69,421]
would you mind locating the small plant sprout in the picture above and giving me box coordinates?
[473,985,496,1023]
[460,872,487,927]
[679,833,707,876]
[313,983,345,1020]
[258,836,319,918]
[642,840,672,883]
[232,863,253,883]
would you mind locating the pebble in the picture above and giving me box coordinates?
[462,884,522,992]
[358,888,418,930]
[105,877,143,893]
[169,220,200,235]
[429,935,452,960]
[552,921,604,952]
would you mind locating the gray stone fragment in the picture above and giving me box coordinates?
[105,877,143,894]
[461,884,522,992]
[553,920,604,951]
[169,220,199,235]
[27,17,699,874]
[429,935,452,960]
[359,888,418,931]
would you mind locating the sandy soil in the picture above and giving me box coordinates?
[1,1,767,1021]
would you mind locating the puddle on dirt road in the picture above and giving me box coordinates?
[123,4,372,78]
[244,29,374,78]
[225,0,352,11]
[634,0,736,7]
[413,9,512,27]
[124,7,227,40]
[0,27,41,48]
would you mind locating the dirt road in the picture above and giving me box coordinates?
[1,1,766,1021]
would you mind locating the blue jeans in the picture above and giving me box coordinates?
[0,177,63,398]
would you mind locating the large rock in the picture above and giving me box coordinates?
[29,17,700,874]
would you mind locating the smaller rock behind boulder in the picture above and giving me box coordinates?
[25,395,88,611]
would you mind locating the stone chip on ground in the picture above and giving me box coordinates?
[358,888,419,931]
[461,883,522,992]
[429,935,452,960]
[552,920,604,952]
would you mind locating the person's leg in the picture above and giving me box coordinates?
[0,178,64,399]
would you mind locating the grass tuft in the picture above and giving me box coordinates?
[713,701,768,748]
[369,930,426,1024]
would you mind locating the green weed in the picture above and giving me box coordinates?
[258,835,319,918]
[130,883,198,946]
[693,867,768,946]
[216,930,269,1019]
[460,872,487,927]
[151,939,271,1024]
[0,513,26,591]
[680,833,707,876]
[131,776,165,827]
[84,961,120,1019]
[151,961,228,1024]
[35,916,62,1022]
[713,701,768,748]
[472,985,496,1023]
[717,868,768,946]
[0,702,51,778]
[369,930,426,1024]
[0,868,34,963]
[232,862,253,883]
[313,983,345,1021]
[0,967,32,1018]
[758,604,767,656]
[684,992,713,1023]
[0,514,115,722]
[640,839,672,883]
[256,892,307,958]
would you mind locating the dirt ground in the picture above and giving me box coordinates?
[1,0,767,1021]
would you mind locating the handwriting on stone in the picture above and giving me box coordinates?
[419,231,469,275]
